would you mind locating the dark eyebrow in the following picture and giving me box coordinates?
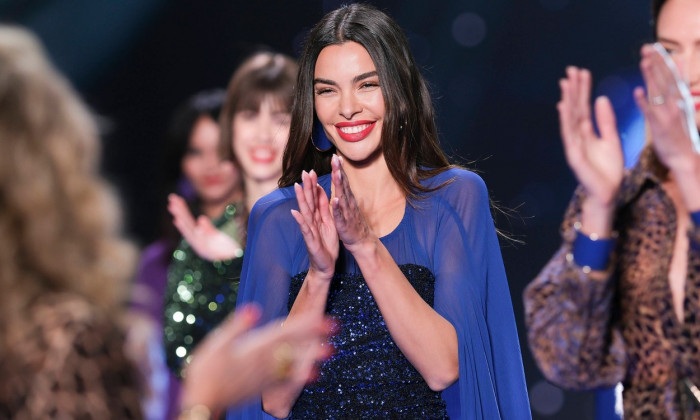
[313,71,379,86]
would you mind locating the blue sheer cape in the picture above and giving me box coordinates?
[227,168,530,419]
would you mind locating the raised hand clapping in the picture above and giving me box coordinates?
[558,66,625,209]
[168,193,243,261]
[290,169,339,281]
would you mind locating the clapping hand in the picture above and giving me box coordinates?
[328,154,372,253]
[291,155,375,278]
[558,66,625,209]
[291,169,339,281]
[168,194,243,261]
[180,304,335,413]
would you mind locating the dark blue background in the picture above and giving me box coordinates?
[1,1,652,418]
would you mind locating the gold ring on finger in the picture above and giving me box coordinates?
[273,342,294,381]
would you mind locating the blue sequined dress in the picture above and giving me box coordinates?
[228,168,531,420]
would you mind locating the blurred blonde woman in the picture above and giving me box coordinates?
[0,24,141,418]
[0,25,334,420]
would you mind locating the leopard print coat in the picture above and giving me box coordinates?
[0,293,143,419]
[524,153,700,419]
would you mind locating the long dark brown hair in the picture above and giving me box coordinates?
[651,0,667,36]
[279,3,454,199]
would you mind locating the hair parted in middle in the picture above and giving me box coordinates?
[279,3,454,199]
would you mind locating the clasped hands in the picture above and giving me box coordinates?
[291,154,373,281]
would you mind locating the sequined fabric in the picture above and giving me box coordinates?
[163,204,245,377]
[287,264,448,419]
[228,168,531,420]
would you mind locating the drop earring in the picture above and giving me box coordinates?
[311,119,333,152]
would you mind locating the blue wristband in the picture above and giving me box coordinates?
[691,210,700,252]
[573,230,616,271]
[691,210,700,227]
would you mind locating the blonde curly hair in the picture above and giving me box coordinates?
[0,26,136,342]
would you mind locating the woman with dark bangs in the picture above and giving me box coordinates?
[162,51,298,380]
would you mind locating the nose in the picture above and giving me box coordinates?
[256,114,275,145]
[203,150,221,170]
[338,91,362,120]
[690,50,700,87]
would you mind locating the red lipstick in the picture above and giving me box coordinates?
[692,92,700,111]
[335,120,376,142]
[203,175,223,186]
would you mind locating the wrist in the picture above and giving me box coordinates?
[180,377,217,417]
[571,222,617,272]
[346,235,378,262]
[581,196,616,237]
[670,162,700,211]
[305,268,334,292]
[666,153,700,176]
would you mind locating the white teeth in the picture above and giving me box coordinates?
[252,147,273,160]
[339,123,370,134]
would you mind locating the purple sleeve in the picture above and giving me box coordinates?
[130,239,173,323]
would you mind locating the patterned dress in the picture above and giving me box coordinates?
[0,293,142,419]
[524,150,700,419]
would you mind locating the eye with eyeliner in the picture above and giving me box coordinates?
[315,87,334,96]
[360,81,380,89]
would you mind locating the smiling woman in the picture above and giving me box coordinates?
[228,4,531,420]
[313,42,385,164]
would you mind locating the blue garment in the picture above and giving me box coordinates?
[287,265,448,419]
[228,168,531,419]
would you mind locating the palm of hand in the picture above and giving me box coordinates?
[187,218,243,262]
[559,67,624,206]
[291,170,339,279]
[570,128,624,204]
[306,197,339,277]
[168,194,242,262]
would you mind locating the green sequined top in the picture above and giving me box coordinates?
[163,203,245,378]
